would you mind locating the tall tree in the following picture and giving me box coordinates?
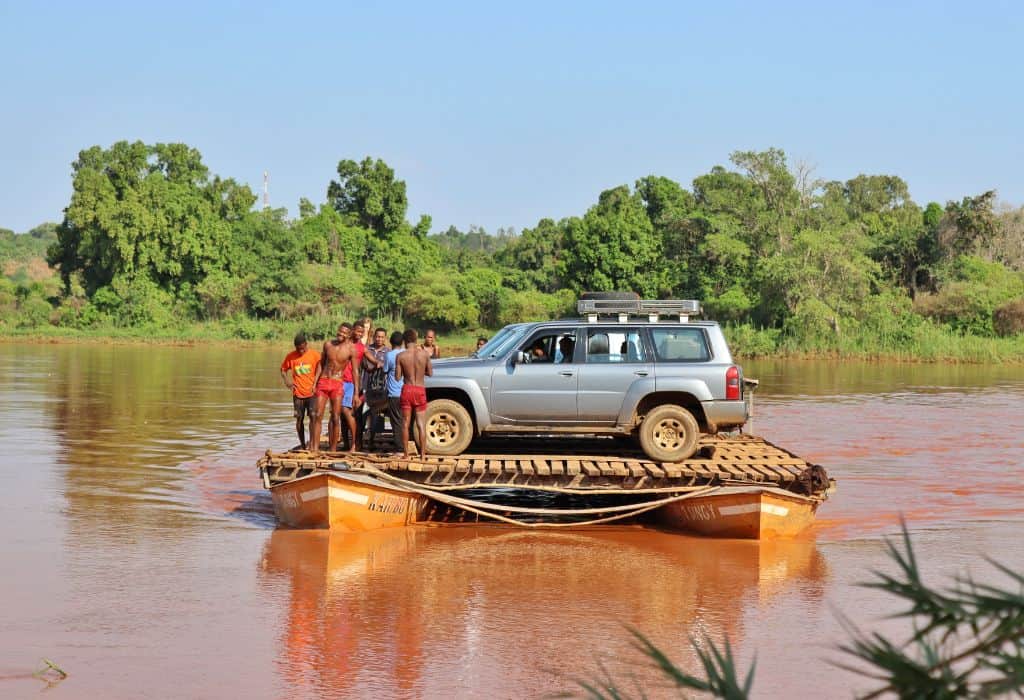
[560,186,663,296]
[327,157,431,237]
[48,141,254,296]
[939,190,999,258]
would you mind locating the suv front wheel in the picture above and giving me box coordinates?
[424,399,474,455]
[638,405,700,462]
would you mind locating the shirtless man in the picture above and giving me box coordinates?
[395,328,433,459]
[421,329,441,359]
[311,323,360,453]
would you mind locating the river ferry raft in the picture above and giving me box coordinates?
[258,434,833,539]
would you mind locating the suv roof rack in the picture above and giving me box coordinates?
[577,298,702,323]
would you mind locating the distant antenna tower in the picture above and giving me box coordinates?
[263,171,269,209]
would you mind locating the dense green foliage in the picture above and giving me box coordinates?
[3,140,1024,358]
[574,524,1024,699]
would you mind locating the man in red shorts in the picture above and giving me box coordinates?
[395,328,433,459]
[311,323,360,453]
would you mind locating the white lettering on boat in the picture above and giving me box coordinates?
[681,503,719,521]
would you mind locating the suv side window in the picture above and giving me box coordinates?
[520,329,576,364]
[649,327,710,362]
[585,328,646,363]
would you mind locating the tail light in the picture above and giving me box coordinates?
[726,366,740,400]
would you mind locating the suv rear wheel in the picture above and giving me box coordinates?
[638,404,700,462]
[424,399,474,455]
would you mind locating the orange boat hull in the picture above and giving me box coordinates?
[656,486,820,539]
[270,471,427,532]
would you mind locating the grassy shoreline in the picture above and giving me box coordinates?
[4,323,1024,363]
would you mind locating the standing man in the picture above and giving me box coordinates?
[280,333,321,449]
[360,327,390,447]
[395,329,433,459]
[382,331,406,453]
[342,320,379,450]
[311,323,360,453]
[422,329,441,359]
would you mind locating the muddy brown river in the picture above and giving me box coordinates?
[1,344,1022,698]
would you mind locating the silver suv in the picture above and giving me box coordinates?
[423,297,749,462]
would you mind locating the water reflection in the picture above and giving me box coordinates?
[36,343,287,535]
[259,526,827,698]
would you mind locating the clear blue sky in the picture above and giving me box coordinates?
[1,1,1022,234]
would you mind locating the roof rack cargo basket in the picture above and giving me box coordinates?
[577,298,702,322]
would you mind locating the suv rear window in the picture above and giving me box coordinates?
[585,329,646,363]
[649,328,710,362]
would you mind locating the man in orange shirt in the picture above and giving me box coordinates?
[280,333,322,449]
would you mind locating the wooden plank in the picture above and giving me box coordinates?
[645,462,666,478]
[661,463,682,478]
[532,459,550,476]
[690,463,718,480]
[581,460,601,477]
[625,461,646,478]
[520,460,535,476]
[469,459,485,474]
[717,463,748,480]
[774,465,801,482]
[496,459,512,475]
[565,459,581,475]
[748,464,781,482]
[596,461,616,477]
[763,464,799,482]
[549,459,565,476]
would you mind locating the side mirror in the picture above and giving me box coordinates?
[512,351,529,365]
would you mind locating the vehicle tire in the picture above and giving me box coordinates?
[579,291,640,301]
[424,399,474,455]
[638,404,700,462]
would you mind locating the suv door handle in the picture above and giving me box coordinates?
[559,371,575,377]
[634,370,649,377]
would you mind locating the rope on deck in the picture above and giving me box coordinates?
[347,464,721,528]
[344,463,717,495]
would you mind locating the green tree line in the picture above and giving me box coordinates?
[3,140,1024,355]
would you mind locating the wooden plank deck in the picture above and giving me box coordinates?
[258,434,817,492]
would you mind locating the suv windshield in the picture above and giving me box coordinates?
[474,324,527,358]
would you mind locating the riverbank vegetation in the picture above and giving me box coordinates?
[3,141,1024,361]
